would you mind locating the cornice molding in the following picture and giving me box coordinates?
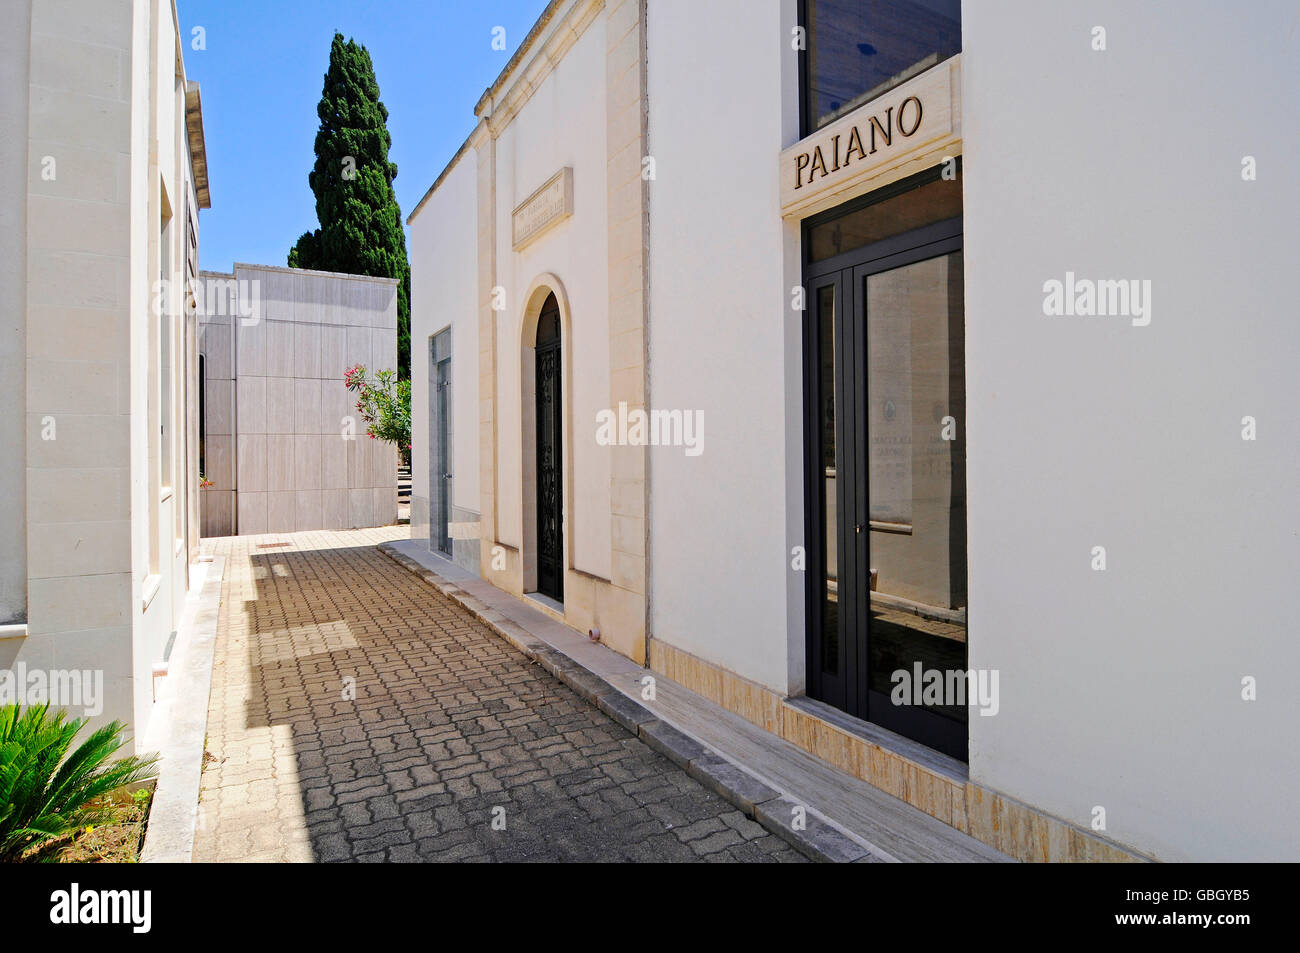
[479,0,605,138]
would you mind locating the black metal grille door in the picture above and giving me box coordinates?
[535,298,563,601]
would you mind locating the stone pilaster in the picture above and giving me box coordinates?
[600,0,649,663]
[474,121,499,582]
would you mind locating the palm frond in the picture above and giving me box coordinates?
[0,704,157,862]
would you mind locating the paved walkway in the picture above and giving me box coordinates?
[193,528,804,863]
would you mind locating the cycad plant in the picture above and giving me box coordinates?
[0,704,157,862]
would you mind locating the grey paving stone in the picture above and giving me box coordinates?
[688,752,781,816]
[532,647,578,678]
[754,796,872,863]
[195,530,804,864]
[555,665,614,704]
[638,719,711,769]
[596,691,656,733]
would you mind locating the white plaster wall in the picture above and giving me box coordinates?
[11,0,152,739]
[0,0,31,625]
[184,174,202,565]
[492,15,612,580]
[127,0,153,647]
[646,0,803,693]
[165,13,190,650]
[409,153,480,543]
[130,0,189,741]
[962,0,1300,861]
[3,0,203,746]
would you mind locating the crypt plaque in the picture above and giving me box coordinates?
[513,167,574,251]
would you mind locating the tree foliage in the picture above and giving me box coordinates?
[290,32,411,378]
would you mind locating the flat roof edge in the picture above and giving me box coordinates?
[184,81,211,209]
[229,262,401,285]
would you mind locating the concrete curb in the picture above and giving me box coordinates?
[140,555,225,864]
[378,542,880,863]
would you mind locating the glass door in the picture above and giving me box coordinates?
[435,355,451,556]
[803,168,967,759]
[430,329,452,558]
[856,249,966,757]
[806,272,851,713]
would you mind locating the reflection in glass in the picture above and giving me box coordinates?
[807,171,962,265]
[864,251,966,723]
[805,0,961,132]
[818,284,839,677]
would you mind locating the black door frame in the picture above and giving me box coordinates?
[803,184,967,759]
[434,356,452,557]
[535,301,564,602]
[430,330,452,557]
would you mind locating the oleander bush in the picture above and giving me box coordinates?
[344,363,412,464]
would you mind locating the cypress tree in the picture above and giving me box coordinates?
[289,32,411,378]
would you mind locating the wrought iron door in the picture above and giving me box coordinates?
[535,297,564,601]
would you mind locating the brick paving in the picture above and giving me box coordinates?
[193,527,805,863]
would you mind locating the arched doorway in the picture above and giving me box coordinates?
[534,293,564,601]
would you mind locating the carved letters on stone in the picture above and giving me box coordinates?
[513,167,574,250]
[779,58,959,219]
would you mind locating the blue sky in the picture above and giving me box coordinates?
[179,0,550,273]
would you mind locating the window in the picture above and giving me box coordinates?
[186,209,197,281]
[147,182,173,580]
[198,353,206,481]
[160,207,173,492]
[801,0,961,135]
[806,163,962,264]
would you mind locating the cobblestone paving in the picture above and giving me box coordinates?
[193,528,805,863]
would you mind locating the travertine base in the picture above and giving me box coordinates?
[650,638,1146,863]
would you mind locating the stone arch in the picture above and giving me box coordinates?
[519,273,573,597]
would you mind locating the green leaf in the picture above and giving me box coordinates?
[288,32,411,380]
[0,704,156,863]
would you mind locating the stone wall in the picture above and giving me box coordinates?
[198,264,400,535]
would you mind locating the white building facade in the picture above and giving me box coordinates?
[409,0,649,659]
[409,0,1300,862]
[2,0,210,746]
